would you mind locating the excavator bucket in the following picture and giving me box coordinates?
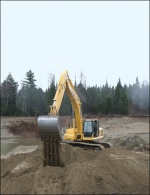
[37,116,63,166]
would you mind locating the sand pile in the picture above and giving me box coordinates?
[102,134,149,151]
[1,143,149,194]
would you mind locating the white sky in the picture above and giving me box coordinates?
[1,1,149,91]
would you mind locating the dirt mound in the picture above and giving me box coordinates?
[113,135,147,147]
[6,120,40,138]
[1,143,149,194]
[103,134,149,152]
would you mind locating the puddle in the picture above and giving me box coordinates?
[1,138,42,155]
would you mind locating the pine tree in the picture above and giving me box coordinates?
[21,70,37,116]
[114,78,122,112]
[117,100,124,114]
[132,77,141,108]
[21,70,37,87]
[105,80,110,96]
[1,73,18,115]
[34,88,45,116]
[99,101,107,115]
[119,89,129,115]
[107,96,112,114]
[46,80,56,114]
[59,91,72,116]
[74,75,77,89]
[141,83,149,114]
[124,84,128,93]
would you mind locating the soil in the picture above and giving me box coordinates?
[1,143,149,194]
[1,117,39,139]
[7,120,40,138]
[1,116,149,194]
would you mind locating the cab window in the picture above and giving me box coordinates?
[83,121,93,137]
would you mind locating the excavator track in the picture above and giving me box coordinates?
[62,140,111,151]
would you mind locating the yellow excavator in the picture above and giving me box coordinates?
[38,70,110,166]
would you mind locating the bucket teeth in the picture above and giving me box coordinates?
[46,139,50,166]
[41,135,60,166]
[42,139,46,167]
[50,138,54,166]
[54,139,58,166]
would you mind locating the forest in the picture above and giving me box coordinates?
[0,70,149,117]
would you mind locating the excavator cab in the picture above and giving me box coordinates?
[83,120,99,138]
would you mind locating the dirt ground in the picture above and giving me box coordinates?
[1,143,149,194]
[1,116,149,194]
[1,116,39,139]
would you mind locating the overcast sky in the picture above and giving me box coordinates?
[1,1,149,91]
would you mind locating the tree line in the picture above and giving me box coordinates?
[0,70,149,116]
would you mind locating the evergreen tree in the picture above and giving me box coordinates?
[114,78,122,112]
[119,89,129,115]
[132,77,141,108]
[74,76,77,89]
[117,100,124,114]
[124,84,128,93]
[141,83,149,114]
[1,71,149,116]
[59,91,72,116]
[98,100,107,115]
[21,70,37,87]
[107,96,112,114]
[1,73,18,116]
[34,88,46,116]
[46,81,56,112]
[104,80,110,96]
[21,70,37,116]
